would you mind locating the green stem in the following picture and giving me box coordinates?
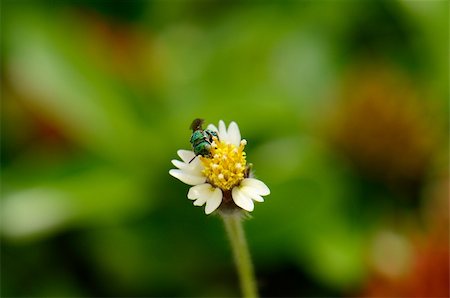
[222,213,258,298]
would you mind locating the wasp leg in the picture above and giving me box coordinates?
[188,155,198,164]
[205,130,219,143]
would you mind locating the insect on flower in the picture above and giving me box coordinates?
[170,119,270,214]
[189,118,219,163]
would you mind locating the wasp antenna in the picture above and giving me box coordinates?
[190,118,204,131]
[188,155,199,164]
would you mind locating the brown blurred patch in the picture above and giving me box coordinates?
[363,226,449,298]
[362,176,449,298]
[364,238,449,297]
[1,79,73,159]
[327,63,437,189]
[71,8,167,92]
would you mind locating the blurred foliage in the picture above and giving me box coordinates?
[1,1,448,297]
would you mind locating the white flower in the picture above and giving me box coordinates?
[169,120,270,214]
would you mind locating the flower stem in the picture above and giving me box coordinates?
[222,213,258,298]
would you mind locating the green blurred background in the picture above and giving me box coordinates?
[1,1,448,297]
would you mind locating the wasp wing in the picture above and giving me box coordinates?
[190,118,205,131]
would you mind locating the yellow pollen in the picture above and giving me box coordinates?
[201,137,247,190]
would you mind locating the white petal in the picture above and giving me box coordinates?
[187,183,212,200]
[193,197,208,206]
[169,169,206,185]
[187,184,223,213]
[171,159,188,170]
[171,158,203,174]
[227,121,241,147]
[241,178,270,195]
[205,188,223,214]
[232,187,254,212]
[207,124,218,133]
[241,186,264,202]
[187,184,212,206]
[218,120,229,143]
[189,156,203,168]
[177,150,196,163]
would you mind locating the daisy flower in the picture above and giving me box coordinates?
[169,120,270,214]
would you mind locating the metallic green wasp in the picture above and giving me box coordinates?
[189,118,219,163]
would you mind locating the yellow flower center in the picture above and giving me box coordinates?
[201,137,247,190]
